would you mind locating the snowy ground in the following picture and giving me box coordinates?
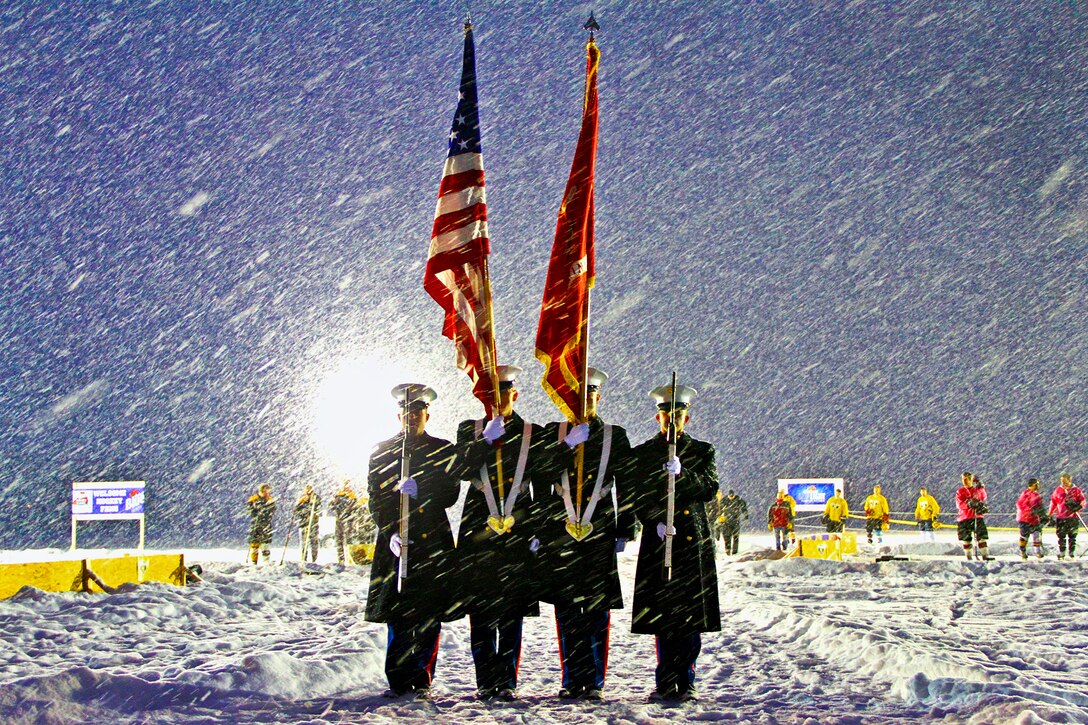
[2,530,1088,724]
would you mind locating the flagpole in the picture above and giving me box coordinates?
[574,19,599,525]
[478,254,506,503]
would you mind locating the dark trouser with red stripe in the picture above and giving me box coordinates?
[654,633,701,694]
[555,608,610,691]
[385,618,441,693]
[469,615,523,692]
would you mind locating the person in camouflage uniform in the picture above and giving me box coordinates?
[294,484,322,563]
[246,483,276,564]
[330,480,358,565]
[707,489,749,555]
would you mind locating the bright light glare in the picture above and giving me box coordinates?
[310,356,405,485]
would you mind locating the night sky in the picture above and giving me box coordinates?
[1,1,1085,548]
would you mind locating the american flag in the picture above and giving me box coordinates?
[423,22,497,414]
[535,37,599,423]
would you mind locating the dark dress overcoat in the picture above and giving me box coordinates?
[534,417,638,612]
[365,431,461,624]
[453,412,547,625]
[628,431,721,635]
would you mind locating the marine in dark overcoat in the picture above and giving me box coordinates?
[451,365,548,699]
[627,383,720,701]
[365,384,461,697]
[533,368,638,698]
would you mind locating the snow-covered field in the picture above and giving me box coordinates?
[2,530,1087,724]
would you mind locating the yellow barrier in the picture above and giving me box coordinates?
[0,553,187,600]
[349,543,375,564]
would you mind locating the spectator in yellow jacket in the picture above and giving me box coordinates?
[823,489,849,533]
[914,487,940,542]
[863,485,890,544]
[781,491,798,545]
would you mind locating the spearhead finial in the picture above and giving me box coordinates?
[583,12,600,34]
[464,17,472,34]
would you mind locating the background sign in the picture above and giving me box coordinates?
[71,481,146,520]
[777,478,844,513]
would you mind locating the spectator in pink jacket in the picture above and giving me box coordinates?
[1015,479,1047,560]
[1048,475,1086,560]
[955,473,991,560]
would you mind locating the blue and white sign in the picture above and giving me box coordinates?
[72,481,146,520]
[777,478,844,513]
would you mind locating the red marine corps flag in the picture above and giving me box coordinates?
[535,24,600,423]
[423,21,500,415]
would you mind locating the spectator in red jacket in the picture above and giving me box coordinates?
[767,493,793,552]
[1048,474,1086,560]
[1015,479,1047,560]
[955,473,991,560]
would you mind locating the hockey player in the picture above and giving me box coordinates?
[823,488,849,534]
[330,480,358,565]
[1048,474,1086,560]
[365,383,461,700]
[628,383,720,703]
[914,487,940,542]
[294,484,322,563]
[863,485,890,544]
[1016,478,1047,560]
[535,368,636,700]
[768,492,793,551]
[955,472,991,560]
[452,365,548,701]
[246,483,276,564]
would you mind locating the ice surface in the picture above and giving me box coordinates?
[2,531,1087,723]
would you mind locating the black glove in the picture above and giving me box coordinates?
[1068,499,1083,514]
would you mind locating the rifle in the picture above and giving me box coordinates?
[398,389,413,591]
[302,494,318,562]
[279,521,292,565]
[664,371,678,580]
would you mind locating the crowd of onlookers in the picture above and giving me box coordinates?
[705,474,1084,561]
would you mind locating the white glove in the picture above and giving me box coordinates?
[529,538,541,553]
[390,533,402,557]
[564,423,590,448]
[482,416,506,444]
[663,456,682,476]
[614,538,627,553]
[395,477,417,497]
[656,522,676,540]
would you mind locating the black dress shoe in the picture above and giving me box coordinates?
[496,688,518,701]
[382,688,407,698]
[648,687,676,702]
[474,689,494,701]
[558,686,583,699]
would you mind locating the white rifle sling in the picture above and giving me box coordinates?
[557,422,613,526]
